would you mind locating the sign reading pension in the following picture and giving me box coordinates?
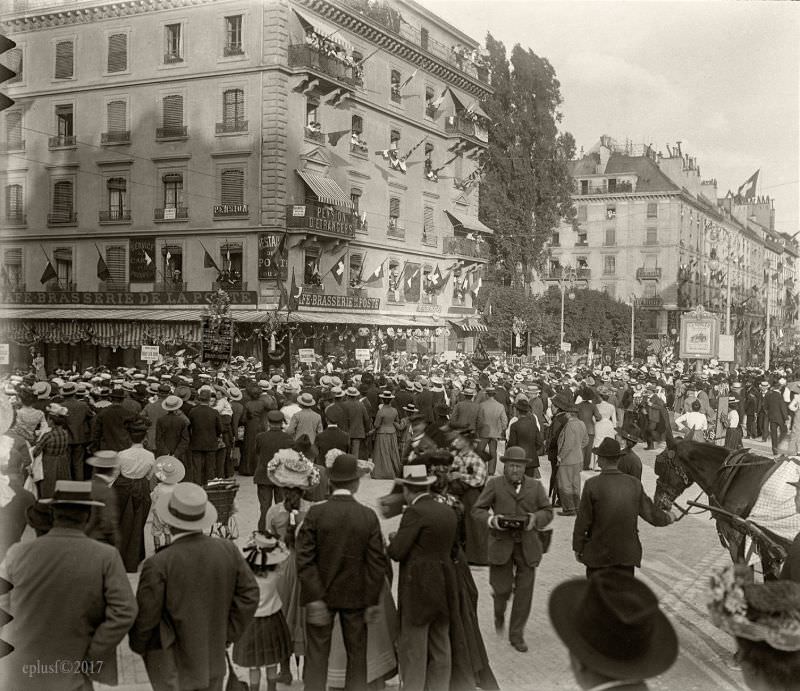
[0,290,259,306]
[288,204,357,238]
[297,293,380,310]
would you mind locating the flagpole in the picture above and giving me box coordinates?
[39,245,52,264]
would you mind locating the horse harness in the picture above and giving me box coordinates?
[713,448,782,516]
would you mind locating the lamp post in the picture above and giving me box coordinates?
[765,265,772,371]
[557,266,577,356]
[630,296,635,360]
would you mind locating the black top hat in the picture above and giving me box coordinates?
[593,438,626,459]
[548,571,677,680]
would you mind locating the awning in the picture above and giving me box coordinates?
[289,311,440,327]
[0,307,276,323]
[468,102,490,121]
[444,210,494,235]
[296,169,353,210]
[449,89,467,113]
[293,9,352,50]
[449,317,488,334]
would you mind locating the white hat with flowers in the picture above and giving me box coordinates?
[267,449,320,489]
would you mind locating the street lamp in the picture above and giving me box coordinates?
[557,266,577,352]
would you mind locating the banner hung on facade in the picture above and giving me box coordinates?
[130,237,157,283]
[258,232,287,280]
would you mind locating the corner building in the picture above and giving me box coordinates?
[0,0,492,369]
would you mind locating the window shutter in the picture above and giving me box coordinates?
[105,246,126,283]
[4,248,22,265]
[424,206,434,232]
[53,248,72,262]
[107,177,126,191]
[107,33,127,72]
[223,89,244,123]
[5,47,22,82]
[107,100,126,133]
[55,40,74,79]
[6,112,22,147]
[220,169,244,204]
[162,95,183,128]
[52,180,73,215]
[389,197,400,218]
[6,184,23,214]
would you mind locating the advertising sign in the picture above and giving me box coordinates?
[679,307,719,359]
[129,237,157,283]
[298,348,316,363]
[140,345,160,362]
[258,232,287,281]
[560,342,572,352]
[0,344,8,365]
[531,346,544,358]
[718,334,735,362]
[355,348,370,362]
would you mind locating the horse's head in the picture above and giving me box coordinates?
[653,444,691,511]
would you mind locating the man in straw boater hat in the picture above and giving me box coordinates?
[1,480,138,690]
[286,392,323,444]
[473,446,554,653]
[548,570,678,690]
[295,453,387,691]
[387,464,459,691]
[130,483,259,691]
[573,439,676,579]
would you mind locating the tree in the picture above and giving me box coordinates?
[479,35,576,284]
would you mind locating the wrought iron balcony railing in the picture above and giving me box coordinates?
[47,212,77,225]
[101,131,130,144]
[154,207,188,220]
[99,209,131,222]
[48,135,76,148]
[156,126,188,139]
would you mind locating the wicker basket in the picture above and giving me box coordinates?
[204,480,239,538]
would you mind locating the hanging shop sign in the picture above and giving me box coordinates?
[287,202,357,239]
[0,290,259,306]
[258,232,287,281]
[129,237,157,283]
[201,317,233,365]
[297,293,380,310]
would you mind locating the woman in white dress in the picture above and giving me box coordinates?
[592,387,618,470]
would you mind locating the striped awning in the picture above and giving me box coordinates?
[296,169,353,210]
[448,317,488,334]
[292,9,352,51]
[444,210,494,235]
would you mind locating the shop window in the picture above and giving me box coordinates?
[53,247,73,290]
[2,247,23,289]
[224,15,243,55]
[304,248,322,286]
[107,33,127,72]
[54,40,74,79]
[164,23,183,62]
[162,245,184,286]
[603,255,616,275]
[5,183,23,223]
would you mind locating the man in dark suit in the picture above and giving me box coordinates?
[85,450,121,548]
[392,379,415,418]
[254,409,294,532]
[296,454,386,691]
[2,480,137,690]
[388,464,458,691]
[616,426,643,480]
[341,387,372,460]
[508,399,543,478]
[315,406,350,461]
[416,378,436,425]
[90,388,135,452]
[573,439,675,579]
[187,388,222,485]
[473,447,553,652]
[764,381,790,455]
[449,385,480,431]
[155,395,190,461]
[130,483,259,691]
[60,381,91,480]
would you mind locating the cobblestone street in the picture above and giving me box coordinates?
[99,437,776,691]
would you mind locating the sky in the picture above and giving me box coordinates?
[422,0,800,233]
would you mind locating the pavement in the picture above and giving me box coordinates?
[96,436,783,691]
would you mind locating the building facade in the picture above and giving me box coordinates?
[540,136,798,363]
[0,0,492,370]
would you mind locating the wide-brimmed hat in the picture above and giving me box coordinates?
[32,382,51,400]
[45,403,68,418]
[258,379,273,391]
[345,386,359,397]
[500,446,531,466]
[162,395,183,412]
[593,438,627,459]
[551,391,576,413]
[267,449,320,489]
[396,464,435,487]
[330,386,345,398]
[378,390,395,400]
[403,403,419,414]
[228,387,243,401]
[549,571,677,679]
[60,381,77,396]
[154,456,185,484]
[615,426,640,444]
[244,532,290,567]
[297,392,316,407]
[40,480,104,507]
[86,450,120,468]
[328,453,362,483]
[155,482,217,531]
[110,388,125,400]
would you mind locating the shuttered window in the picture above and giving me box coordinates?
[351,114,363,134]
[389,197,400,220]
[423,205,434,234]
[105,245,127,283]
[107,100,126,133]
[3,248,23,288]
[55,40,74,79]
[162,95,183,128]
[6,112,22,148]
[222,89,245,126]
[5,184,23,218]
[5,47,22,83]
[107,33,127,72]
[52,180,74,216]
[220,169,244,204]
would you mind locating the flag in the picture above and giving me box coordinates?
[431,87,448,110]
[203,248,220,271]
[144,250,153,266]
[471,274,483,297]
[40,261,57,285]
[363,260,385,285]
[327,129,350,146]
[97,255,111,282]
[288,269,301,310]
[278,280,289,310]
[399,69,417,91]
[736,170,759,200]
[404,262,421,302]
[271,234,286,261]
[331,253,346,286]
[432,265,443,287]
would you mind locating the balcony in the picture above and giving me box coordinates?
[286,200,357,239]
[1,140,25,152]
[544,267,591,281]
[99,209,131,223]
[4,213,26,225]
[350,139,369,156]
[215,120,248,134]
[421,232,438,247]
[164,53,183,64]
[574,180,636,195]
[154,207,188,221]
[444,115,488,144]
[213,280,248,291]
[101,131,130,144]
[213,203,249,218]
[425,103,438,119]
[443,236,490,260]
[47,212,77,226]
[48,135,76,148]
[155,282,187,292]
[223,44,244,57]
[98,281,129,292]
[387,220,405,239]
[156,126,188,140]
[636,268,662,280]
[304,127,325,145]
[637,296,664,309]
[288,45,362,87]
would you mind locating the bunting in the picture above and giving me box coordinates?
[363,259,385,286]
[398,69,418,91]
[326,128,350,146]
[330,253,346,286]
[202,245,220,272]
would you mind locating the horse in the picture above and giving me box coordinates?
[653,439,793,579]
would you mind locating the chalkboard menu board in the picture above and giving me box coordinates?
[201,317,233,365]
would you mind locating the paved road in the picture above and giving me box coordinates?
[104,438,773,691]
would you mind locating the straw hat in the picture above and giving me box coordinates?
[86,450,120,469]
[396,464,435,487]
[32,382,51,400]
[154,482,217,531]
[154,456,186,484]
[162,395,183,412]
[297,392,316,407]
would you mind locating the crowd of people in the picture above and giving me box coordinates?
[1,350,800,691]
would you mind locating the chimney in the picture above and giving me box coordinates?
[675,141,682,157]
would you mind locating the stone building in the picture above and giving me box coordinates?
[0,0,492,369]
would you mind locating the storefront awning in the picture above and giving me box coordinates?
[444,210,494,235]
[296,169,353,210]
[0,307,276,323]
[448,317,488,334]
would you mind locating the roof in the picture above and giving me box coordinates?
[569,153,680,194]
